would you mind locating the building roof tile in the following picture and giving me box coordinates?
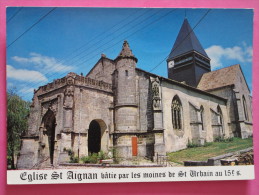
[197,64,241,91]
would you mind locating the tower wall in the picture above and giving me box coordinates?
[194,64,211,85]
[168,53,211,87]
[114,57,138,132]
[168,64,196,86]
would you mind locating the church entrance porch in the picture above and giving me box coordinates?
[88,120,101,154]
[41,109,57,166]
[87,119,108,155]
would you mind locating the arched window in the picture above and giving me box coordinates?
[200,106,204,131]
[172,96,182,130]
[242,96,248,121]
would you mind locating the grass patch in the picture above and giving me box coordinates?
[168,137,253,165]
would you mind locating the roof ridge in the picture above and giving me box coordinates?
[203,64,240,75]
[186,19,195,53]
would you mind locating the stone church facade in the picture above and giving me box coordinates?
[17,19,252,169]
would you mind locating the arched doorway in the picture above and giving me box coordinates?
[88,120,101,154]
[42,109,56,165]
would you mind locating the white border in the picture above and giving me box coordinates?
[7,165,254,184]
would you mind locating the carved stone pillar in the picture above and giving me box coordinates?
[59,75,75,163]
[63,77,74,132]
[150,77,165,157]
[151,77,163,130]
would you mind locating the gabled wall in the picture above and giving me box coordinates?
[87,57,115,84]
[207,66,252,138]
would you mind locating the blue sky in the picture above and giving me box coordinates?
[6,7,253,101]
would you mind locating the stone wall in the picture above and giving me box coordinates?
[115,133,155,159]
[136,70,154,131]
[208,69,253,138]
[86,56,115,84]
[17,138,39,169]
[17,72,115,169]
[207,86,236,137]
[189,103,204,144]
[73,84,113,156]
[161,80,230,153]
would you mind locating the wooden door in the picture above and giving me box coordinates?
[132,136,138,156]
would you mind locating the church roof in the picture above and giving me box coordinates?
[168,18,209,61]
[136,67,227,102]
[197,64,248,91]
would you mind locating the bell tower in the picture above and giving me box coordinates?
[167,18,211,87]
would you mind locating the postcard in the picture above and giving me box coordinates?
[6,7,254,184]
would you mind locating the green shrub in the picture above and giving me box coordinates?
[187,142,200,148]
[7,156,12,169]
[187,140,203,148]
[214,137,234,142]
[80,156,91,163]
[110,147,121,164]
[204,142,212,147]
[89,153,99,163]
[64,148,79,163]
[187,140,212,148]
[80,151,111,164]
[66,149,112,164]
[98,150,109,160]
[70,156,79,163]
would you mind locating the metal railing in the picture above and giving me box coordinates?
[156,154,175,167]
[30,156,50,170]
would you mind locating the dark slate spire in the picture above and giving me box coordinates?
[168,18,208,61]
[116,40,138,62]
[167,18,211,87]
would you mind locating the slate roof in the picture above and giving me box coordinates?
[168,19,209,61]
[197,64,243,91]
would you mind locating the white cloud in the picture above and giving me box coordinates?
[12,56,30,63]
[7,65,48,82]
[12,52,73,73]
[205,44,253,70]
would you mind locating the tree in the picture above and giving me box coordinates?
[7,90,30,169]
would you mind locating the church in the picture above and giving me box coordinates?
[17,18,252,169]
